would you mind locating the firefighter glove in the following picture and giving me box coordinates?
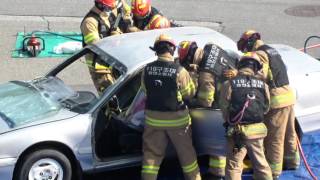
[223,69,238,79]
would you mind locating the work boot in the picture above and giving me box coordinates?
[273,175,280,180]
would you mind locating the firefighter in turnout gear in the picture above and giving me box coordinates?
[178,41,238,179]
[141,34,201,180]
[125,0,171,32]
[237,30,300,179]
[81,0,130,93]
[220,52,272,180]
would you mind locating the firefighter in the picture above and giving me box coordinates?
[177,41,238,179]
[80,0,131,93]
[220,52,272,180]
[237,30,300,179]
[126,0,172,32]
[141,34,201,180]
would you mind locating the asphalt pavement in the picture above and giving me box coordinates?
[0,0,320,83]
[0,0,320,179]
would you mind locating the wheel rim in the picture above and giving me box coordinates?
[28,158,64,180]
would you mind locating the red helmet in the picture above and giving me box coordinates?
[237,30,261,52]
[146,15,171,30]
[177,41,198,66]
[95,0,116,8]
[178,41,194,61]
[131,0,151,18]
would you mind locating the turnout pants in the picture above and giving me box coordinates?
[141,126,201,180]
[225,137,272,180]
[264,105,300,176]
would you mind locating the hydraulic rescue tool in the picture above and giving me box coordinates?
[22,34,45,57]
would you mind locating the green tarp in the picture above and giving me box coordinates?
[12,32,83,58]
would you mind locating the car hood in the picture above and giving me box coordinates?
[0,78,79,134]
[0,108,78,135]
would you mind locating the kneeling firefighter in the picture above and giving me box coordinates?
[178,41,238,179]
[141,34,201,180]
[220,52,272,180]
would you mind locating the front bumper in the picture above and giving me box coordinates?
[0,157,17,180]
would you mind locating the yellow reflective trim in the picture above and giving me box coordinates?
[151,14,161,23]
[142,165,160,170]
[240,123,267,136]
[145,115,190,127]
[95,63,112,70]
[267,66,273,81]
[197,90,214,101]
[182,161,198,173]
[269,162,282,171]
[270,91,295,107]
[182,41,189,48]
[141,170,158,175]
[209,157,226,168]
[177,91,182,102]
[84,33,98,44]
[180,81,195,96]
[138,3,146,9]
[284,151,300,160]
[155,20,161,28]
[123,2,131,12]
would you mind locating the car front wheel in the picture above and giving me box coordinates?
[15,149,72,180]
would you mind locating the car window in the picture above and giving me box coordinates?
[52,49,123,113]
[0,82,62,130]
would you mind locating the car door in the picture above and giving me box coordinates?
[91,70,144,171]
[190,108,227,157]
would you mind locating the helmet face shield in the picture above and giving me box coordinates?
[237,38,247,52]
[238,30,261,52]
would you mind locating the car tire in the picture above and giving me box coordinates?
[15,149,72,180]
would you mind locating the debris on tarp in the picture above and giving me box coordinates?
[12,31,82,58]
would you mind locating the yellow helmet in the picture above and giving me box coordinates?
[150,34,176,55]
[237,30,261,52]
[239,52,263,71]
[154,34,176,47]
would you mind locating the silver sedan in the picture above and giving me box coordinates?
[0,27,319,180]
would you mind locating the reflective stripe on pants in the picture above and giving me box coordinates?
[264,105,297,176]
[142,126,201,180]
[209,155,226,177]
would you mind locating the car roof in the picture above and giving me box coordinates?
[94,26,239,74]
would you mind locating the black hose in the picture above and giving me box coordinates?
[303,35,320,53]
[29,30,82,42]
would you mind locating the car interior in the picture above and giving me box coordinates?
[53,49,123,114]
[94,71,143,159]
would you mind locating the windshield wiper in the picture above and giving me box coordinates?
[10,81,37,91]
[0,111,15,128]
